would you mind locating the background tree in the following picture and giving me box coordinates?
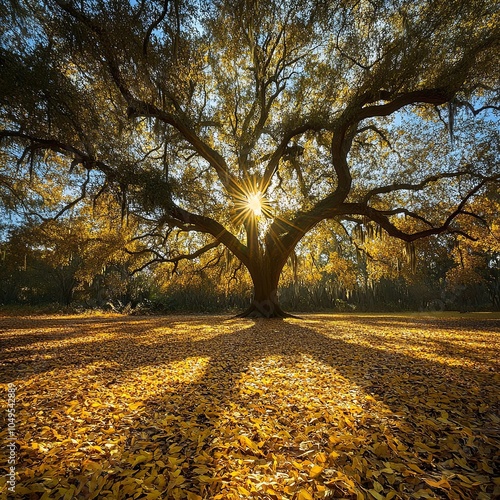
[0,192,146,306]
[444,189,500,311]
[0,0,498,316]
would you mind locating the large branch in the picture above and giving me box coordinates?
[261,52,494,262]
[126,100,245,199]
[262,82,493,263]
[356,88,454,121]
[0,129,251,266]
[266,116,356,262]
[166,204,250,266]
[339,176,498,242]
[357,29,500,122]
[260,120,330,193]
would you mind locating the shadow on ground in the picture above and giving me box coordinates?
[1,314,498,498]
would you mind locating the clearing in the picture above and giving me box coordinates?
[0,313,499,499]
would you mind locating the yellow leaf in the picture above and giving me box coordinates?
[128,401,144,410]
[187,493,203,500]
[423,478,450,489]
[237,485,251,496]
[143,491,162,500]
[129,453,152,467]
[155,475,167,491]
[172,475,185,487]
[415,442,437,453]
[193,466,210,474]
[297,489,314,500]
[481,461,494,473]
[14,486,34,495]
[407,463,425,474]
[310,465,323,478]
[238,435,258,452]
[197,475,214,483]
[412,489,434,498]
[490,413,500,423]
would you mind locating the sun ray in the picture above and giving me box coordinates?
[246,191,263,217]
[230,175,274,228]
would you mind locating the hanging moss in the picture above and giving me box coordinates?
[404,241,417,273]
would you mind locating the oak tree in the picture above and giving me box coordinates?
[1,0,499,316]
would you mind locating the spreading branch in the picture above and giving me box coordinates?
[339,175,498,242]
[0,129,250,266]
[361,170,472,204]
[127,241,220,275]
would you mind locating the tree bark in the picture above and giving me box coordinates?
[237,277,291,318]
[234,251,286,318]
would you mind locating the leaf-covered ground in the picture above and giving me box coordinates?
[1,312,499,499]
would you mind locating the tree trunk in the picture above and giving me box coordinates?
[237,255,293,318]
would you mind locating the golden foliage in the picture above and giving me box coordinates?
[1,313,499,499]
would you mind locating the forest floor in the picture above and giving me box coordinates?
[1,312,499,499]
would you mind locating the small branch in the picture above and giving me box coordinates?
[378,208,435,228]
[460,210,489,226]
[143,0,170,57]
[356,124,393,149]
[454,99,500,116]
[449,230,478,241]
[128,241,220,275]
[51,168,91,219]
[361,170,471,204]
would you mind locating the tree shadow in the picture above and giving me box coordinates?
[2,315,499,498]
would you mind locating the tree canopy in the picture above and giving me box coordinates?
[0,0,499,316]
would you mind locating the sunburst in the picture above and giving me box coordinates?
[231,182,273,226]
[246,191,263,217]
